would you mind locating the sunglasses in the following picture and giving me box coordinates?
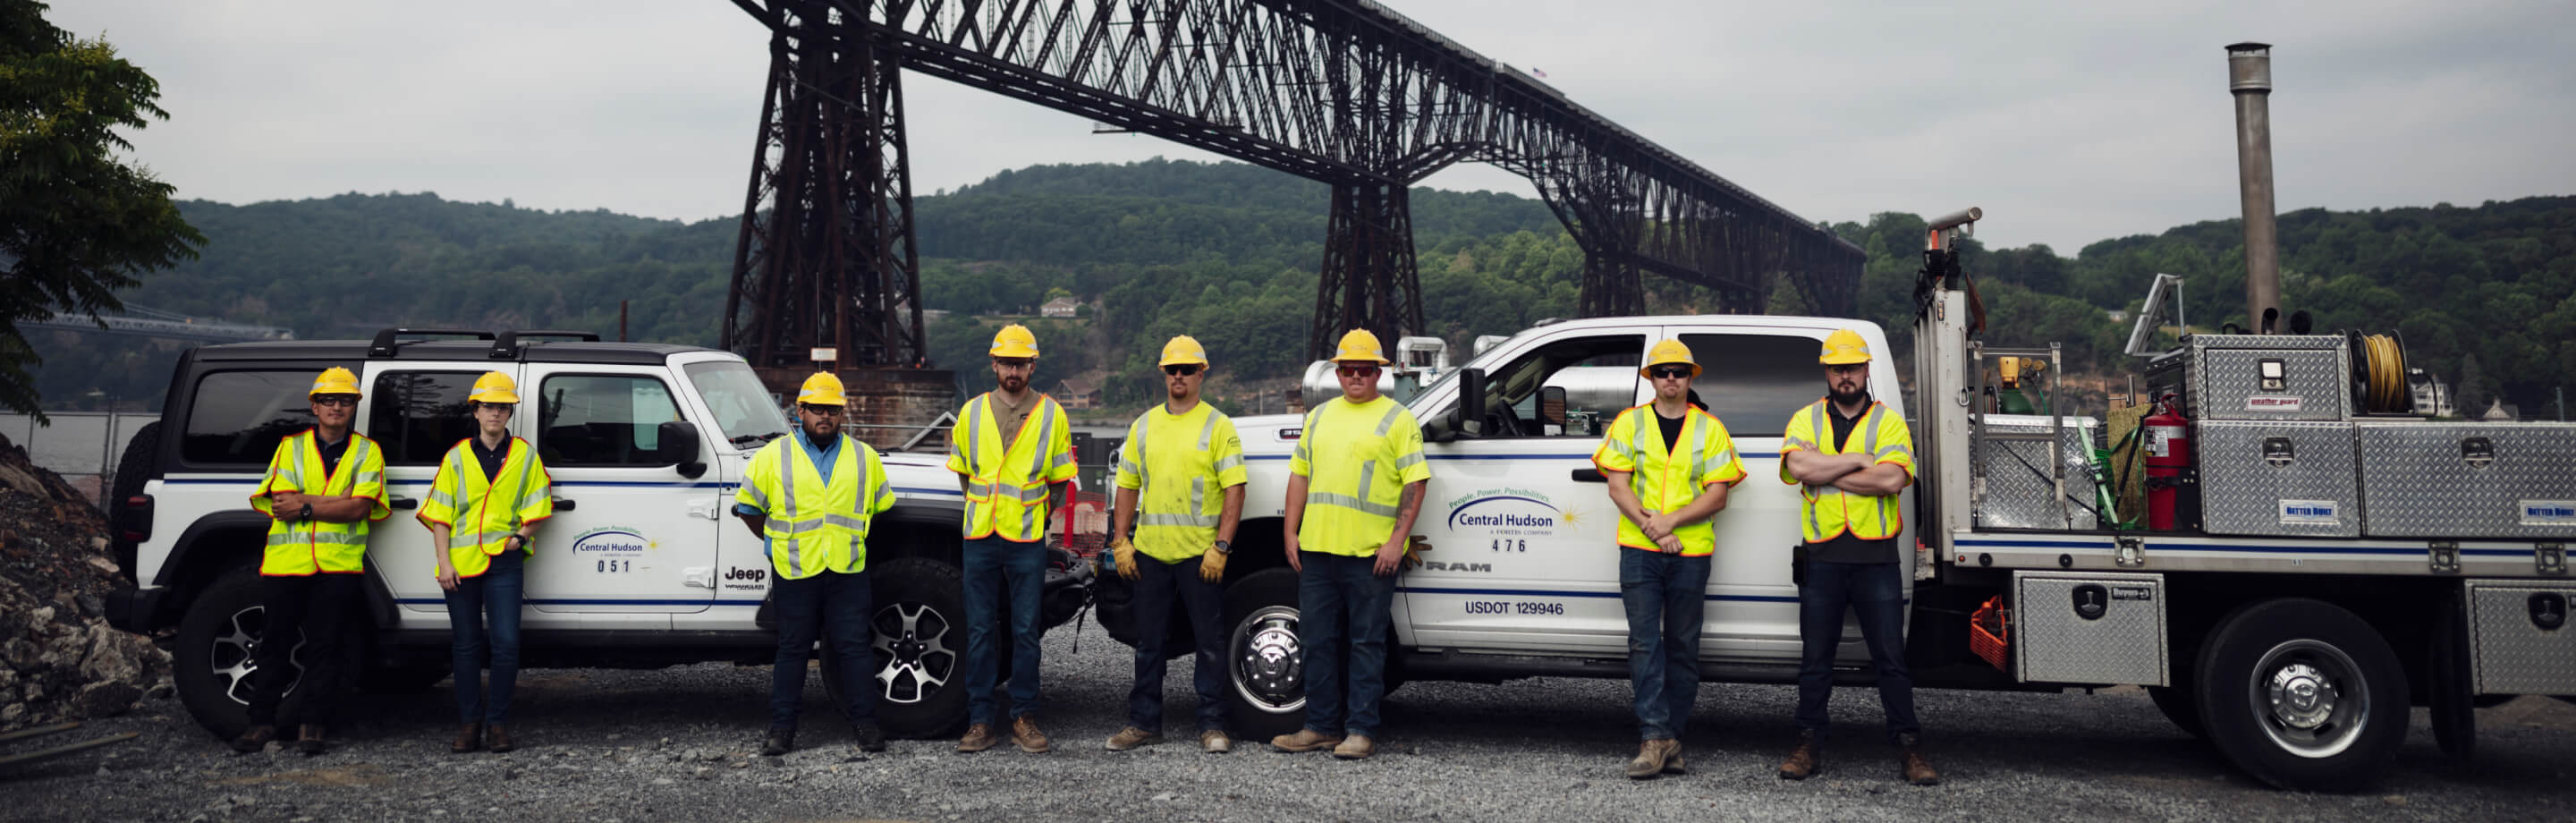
[1336,366,1380,378]
[1648,367,1693,380]
[313,395,359,408]
[1163,364,1201,377]
[992,359,1034,370]
[800,404,844,416]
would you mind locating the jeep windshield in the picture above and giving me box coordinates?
[683,361,792,449]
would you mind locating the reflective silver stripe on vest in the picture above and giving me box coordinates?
[428,488,455,509]
[513,445,547,512]
[1308,493,1399,518]
[1860,404,1883,455]
[1189,476,1207,519]
[1120,415,1148,486]
[1197,412,1219,450]
[1391,453,1424,470]
[777,442,801,578]
[1373,404,1402,436]
[1213,454,1244,473]
[1681,419,1706,494]
[1029,401,1057,479]
[267,531,369,547]
[454,530,515,546]
[1140,513,1221,527]
[1878,445,1914,463]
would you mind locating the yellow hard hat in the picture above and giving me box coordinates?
[797,371,848,406]
[1331,329,1391,364]
[1158,335,1209,367]
[468,371,521,404]
[989,324,1040,359]
[1818,328,1872,365]
[1640,339,1701,378]
[309,367,361,398]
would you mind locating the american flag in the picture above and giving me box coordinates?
[1532,67,1548,78]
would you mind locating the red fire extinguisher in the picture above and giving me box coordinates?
[2143,394,2192,530]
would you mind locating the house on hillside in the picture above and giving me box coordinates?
[1057,376,1099,409]
[1041,296,1082,318]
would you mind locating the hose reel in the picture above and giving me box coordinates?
[2346,330,2412,414]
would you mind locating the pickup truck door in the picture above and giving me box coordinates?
[516,364,723,619]
[1402,330,1649,656]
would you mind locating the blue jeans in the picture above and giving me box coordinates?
[443,549,524,725]
[962,537,1046,725]
[1297,551,1397,738]
[1127,555,1227,734]
[768,568,877,731]
[1620,548,1709,741]
[1795,558,1919,742]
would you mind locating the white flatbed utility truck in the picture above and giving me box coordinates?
[1098,209,2576,792]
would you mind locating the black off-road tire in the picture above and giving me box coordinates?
[821,558,970,739]
[173,566,358,739]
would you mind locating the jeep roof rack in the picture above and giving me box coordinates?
[369,328,496,358]
[492,329,602,360]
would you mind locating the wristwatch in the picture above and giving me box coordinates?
[1212,539,1233,556]
[298,504,314,522]
[505,534,527,551]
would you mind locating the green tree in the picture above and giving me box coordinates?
[2,0,205,418]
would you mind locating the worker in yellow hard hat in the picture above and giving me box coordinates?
[1104,335,1248,753]
[1775,327,1936,785]
[1592,339,1744,778]
[733,371,895,756]
[233,366,390,756]
[946,323,1076,754]
[419,371,551,754]
[1273,328,1428,760]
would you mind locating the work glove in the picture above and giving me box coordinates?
[1199,547,1228,583]
[1111,535,1140,581]
[1400,535,1431,571]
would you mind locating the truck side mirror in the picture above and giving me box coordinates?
[657,420,707,479]
[1454,368,1487,438]
[1539,386,1568,427]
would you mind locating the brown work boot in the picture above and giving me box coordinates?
[1776,731,1821,780]
[1898,734,1940,785]
[1331,734,1376,760]
[1104,726,1163,751]
[486,724,516,753]
[295,725,328,756]
[956,723,1001,753]
[1011,715,1052,753]
[1199,730,1233,754]
[1269,728,1344,752]
[1624,738,1678,779]
[450,723,483,754]
[1663,743,1689,775]
[229,725,277,754]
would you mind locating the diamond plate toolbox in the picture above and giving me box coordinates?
[1976,414,2102,530]
[2186,335,2349,421]
[2199,420,2360,538]
[2357,421,2576,539]
[2464,581,2576,695]
[2014,572,2167,686]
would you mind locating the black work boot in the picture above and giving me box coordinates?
[230,725,277,754]
[852,721,886,753]
[761,726,795,757]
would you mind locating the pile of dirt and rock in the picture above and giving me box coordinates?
[0,432,171,728]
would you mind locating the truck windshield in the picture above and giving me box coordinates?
[682,361,791,449]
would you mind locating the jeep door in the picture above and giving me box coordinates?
[360,367,522,617]
[1401,328,1647,656]
[518,364,722,617]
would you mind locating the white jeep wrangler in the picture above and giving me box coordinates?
[106,328,1089,740]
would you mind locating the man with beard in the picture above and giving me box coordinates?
[733,372,895,757]
[1103,335,1246,753]
[234,367,389,756]
[947,324,1077,754]
[1774,328,1937,786]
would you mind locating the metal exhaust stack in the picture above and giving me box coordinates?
[2227,42,2281,333]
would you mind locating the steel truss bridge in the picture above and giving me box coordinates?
[719,0,1862,367]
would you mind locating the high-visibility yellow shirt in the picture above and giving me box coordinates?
[736,432,894,579]
[1114,401,1248,563]
[418,437,553,578]
[250,428,391,576]
[1591,404,1746,556]
[1778,398,1915,543]
[1289,396,1429,556]
[945,392,1077,542]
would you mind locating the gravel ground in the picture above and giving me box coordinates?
[4,620,2572,822]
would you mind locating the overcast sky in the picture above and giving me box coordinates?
[50,0,2576,253]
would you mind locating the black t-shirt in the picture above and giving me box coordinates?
[471,437,508,483]
[1655,407,1685,454]
[316,435,350,480]
[1806,402,1899,564]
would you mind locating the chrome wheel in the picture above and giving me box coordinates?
[1229,605,1305,714]
[2250,639,2368,759]
[209,605,302,706]
[873,602,955,704]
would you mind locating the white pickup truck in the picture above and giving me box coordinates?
[106,328,1089,742]
[1098,233,2576,792]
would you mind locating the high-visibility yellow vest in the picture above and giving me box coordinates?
[945,392,1076,542]
[736,432,894,579]
[1591,404,1746,557]
[1114,402,1248,563]
[418,437,553,578]
[1290,396,1429,556]
[250,429,390,576]
[1778,399,1915,543]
